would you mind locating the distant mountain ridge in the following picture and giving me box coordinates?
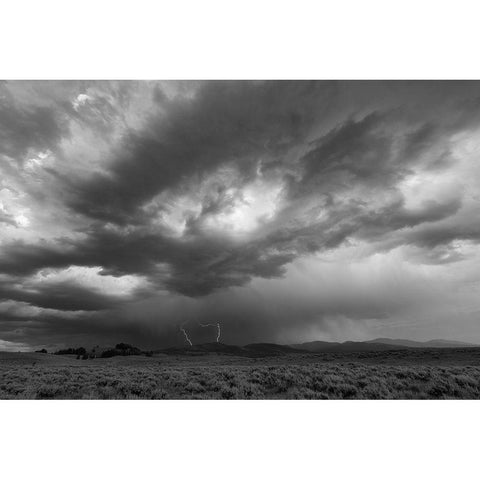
[290,340,402,353]
[26,338,480,359]
[366,338,478,348]
[291,338,478,352]
[156,338,479,357]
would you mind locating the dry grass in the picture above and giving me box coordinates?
[1,354,480,399]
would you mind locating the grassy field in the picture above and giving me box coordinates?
[1,348,480,399]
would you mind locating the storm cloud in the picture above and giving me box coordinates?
[1,81,480,349]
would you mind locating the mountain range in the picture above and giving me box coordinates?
[156,338,478,357]
[290,338,478,353]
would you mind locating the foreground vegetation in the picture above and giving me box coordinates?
[1,349,480,399]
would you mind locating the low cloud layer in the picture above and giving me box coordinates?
[1,81,480,349]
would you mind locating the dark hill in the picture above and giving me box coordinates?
[155,338,479,357]
[243,343,305,356]
[159,342,305,357]
[159,343,246,356]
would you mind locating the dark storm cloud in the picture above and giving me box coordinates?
[0,89,65,160]
[404,219,480,249]
[356,196,464,238]
[0,226,300,297]
[0,194,390,299]
[0,278,129,311]
[0,83,478,300]
[0,195,461,301]
[0,98,468,276]
[293,104,478,197]
[295,112,397,194]
[2,81,480,348]
[0,242,75,276]
[0,308,144,349]
[68,81,335,223]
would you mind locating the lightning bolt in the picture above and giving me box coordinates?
[180,325,192,346]
[198,322,221,342]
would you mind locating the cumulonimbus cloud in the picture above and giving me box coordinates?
[1,80,480,347]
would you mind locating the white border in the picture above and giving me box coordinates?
[1,0,480,79]
[0,400,478,480]
[2,1,480,478]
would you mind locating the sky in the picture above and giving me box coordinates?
[1,80,480,350]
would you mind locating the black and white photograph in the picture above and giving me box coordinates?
[1,1,480,479]
[2,79,480,400]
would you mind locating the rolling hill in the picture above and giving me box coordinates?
[159,342,305,357]
[156,338,479,357]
